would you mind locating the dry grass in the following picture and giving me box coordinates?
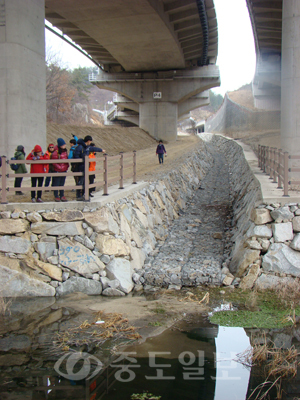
[237,333,299,400]
[52,311,141,355]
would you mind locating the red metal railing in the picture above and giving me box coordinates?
[0,151,137,204]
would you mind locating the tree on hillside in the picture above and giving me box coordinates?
[70,67,93,101]
[46,63,76,123]
[209,90,223,111]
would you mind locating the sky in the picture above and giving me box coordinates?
[45,0,256,96]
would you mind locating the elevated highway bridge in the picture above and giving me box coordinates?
[1,0,299,156]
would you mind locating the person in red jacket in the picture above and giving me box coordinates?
[26,145,49,203]
[51,138,69,202]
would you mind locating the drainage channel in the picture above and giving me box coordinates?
[143,149,233,288]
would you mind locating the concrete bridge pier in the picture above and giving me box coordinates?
[0,0,46,157]
[92,66,220,141]
[281,0,300,155]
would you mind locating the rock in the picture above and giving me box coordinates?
[100,254,110,264]
[84,236,94,250]
[62,272,69,281]
[0,211,11,219]
[257,238,270,252]
[239,264,260,290]
[235,249,261,277]
[0,265,55,297]
[251,208,273,225]
[84,208,119,235]
[0,219,29,234]
[95,235,130,256]
[271,206,294,222]
[34,241,57,262]
[168,284,182,290]
[0,235,31,254]
[223,273,234,286]
[272,222,293,242]
[213,232,223,239]
[255,274,295,290]
[26,212,43,223]
[246,239,262,250]
[292,216,300,232]
[102,287,125,296]
[58,238,105,275]
[29,259,62,281]
[42,210,84,221]
[31,221,85,236]
[134,284,144,292]
[107,279,120,289]
[100,276,110,289]
[130,246,146,271]
[253,225,273,239]
[0,354,30,366]
[0,335,31,352]
[56,277,102,296]
[118,203,133,224]
[262,243,300,277]
[291,233,300,251]
[133,208,149,228]
[106,258,134,293]
[132,273,141,284]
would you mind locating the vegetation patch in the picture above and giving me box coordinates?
[208,287,300,329]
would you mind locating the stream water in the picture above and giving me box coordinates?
[0,296,300,400]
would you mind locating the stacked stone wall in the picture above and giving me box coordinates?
[0,134,298,297]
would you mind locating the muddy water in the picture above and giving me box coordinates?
[1,296,299,400]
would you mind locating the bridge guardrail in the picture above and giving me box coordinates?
[0,152,137,204]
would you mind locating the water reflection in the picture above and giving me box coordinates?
[0,297,299,399]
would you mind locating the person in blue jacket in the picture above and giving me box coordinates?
[73,135,106,200]
[156,140,167,164]
[69,134,79,186]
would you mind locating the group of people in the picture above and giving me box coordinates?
[13,135,106,203]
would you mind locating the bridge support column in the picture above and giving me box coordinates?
[281,0,300,154]
[91,67,220,142]
[139,102,177,141]
[0,0,46,156]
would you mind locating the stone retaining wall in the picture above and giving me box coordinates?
[205,94,280,137]
[0,134,297,297]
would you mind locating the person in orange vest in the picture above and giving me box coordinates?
[88,144,96,197]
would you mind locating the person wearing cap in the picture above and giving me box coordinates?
[73,135,106,200]
[51,138,69,202]
[26,145,49,203]
[14,145,27,195]
[44,143,55,188]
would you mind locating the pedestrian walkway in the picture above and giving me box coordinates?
[237,140,300,204]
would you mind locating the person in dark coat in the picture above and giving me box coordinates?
[14,145,27,195]
[73,135,106,200]
[156,140,167,164]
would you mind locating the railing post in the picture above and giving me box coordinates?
[133,151,137,184]
[265,146,270,175]
[119,152,124,189]
[1,156,7,204]
[278,150,283,189]
[84,155,90,201]
[103,154,108,195]
[258,145,261,168]
[262,146,266,172]
[283,151,289,197]
[273,148,278,183]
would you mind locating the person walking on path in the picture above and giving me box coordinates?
[51,138,69,202]
[88,144,96,197]
[74,135,106,201]
[14,145,27,195]
[156,140,167,164]
[44,144,55,188]
[26,145,49,203]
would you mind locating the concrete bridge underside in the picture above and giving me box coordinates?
[246,0,300,155]
[0,0,220,155]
